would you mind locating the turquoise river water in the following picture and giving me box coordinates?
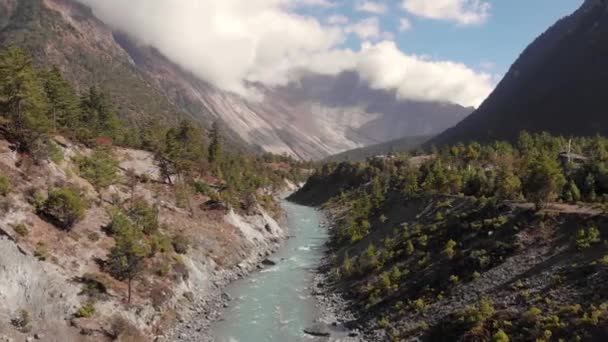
[212,200,330,342]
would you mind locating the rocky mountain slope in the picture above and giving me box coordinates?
[0,136,291,341]
[431,0,608,147]
[0,0,471,160]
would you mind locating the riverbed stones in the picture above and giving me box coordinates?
[261,258,276,266]
[304,323,332,337]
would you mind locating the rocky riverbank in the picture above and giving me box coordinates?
[308,218,369,342]
[167,209,289,341]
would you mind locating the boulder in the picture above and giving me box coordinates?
[303,323,331,337]
[261,258,276,266]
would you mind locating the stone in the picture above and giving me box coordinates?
[303,323,331,337]
[261,258,276,266]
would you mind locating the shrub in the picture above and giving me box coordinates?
[172,234,190,254]
[128,198,159,235]
[150,233,173,255]
[11,309,31,332]
[13,223,29,237]
[410,298,426,312]
[0,174,11,196]
[575,226,601,250]
[491,329,510,342]
[76,149,119,189]
[458,297,495,325]
[74,301,95,318]
[34,242,49,261]
[48,141,64,164]
[41,186,87,229]
[524,306,542,323]
[88,231,100,242]
[443,239,457,259]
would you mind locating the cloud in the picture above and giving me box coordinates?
[355,1,387,14]
[401,0,491,25]
[346,17,382,40]
[399,18,412,31]
[357,41,493,107]
[75,0,493,107]
[327,14,349,25]
[294,0,335,7]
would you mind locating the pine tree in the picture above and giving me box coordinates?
[523,155,566,208]
[162,120,204,182]
[208,120,223,164]
[0,47,51,151]
[42,66,80,133]
[107,223,150,303]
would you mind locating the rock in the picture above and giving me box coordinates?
[34,334,44,340]
[303,323,331,337]
[261,258,276,266]
[183,291,195,302]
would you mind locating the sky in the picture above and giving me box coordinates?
[75,0,583,108]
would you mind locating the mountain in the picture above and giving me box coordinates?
[322,135,431,163]
[431,0,608,147]
[0,0,471,160]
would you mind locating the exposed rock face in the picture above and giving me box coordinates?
[0,0,471,160]
[431,0,608,146]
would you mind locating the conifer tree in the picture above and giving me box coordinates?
[0,47,51,151]
[42,66,80,133]
[208,120,223,164]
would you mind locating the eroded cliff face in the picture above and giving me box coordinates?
[0,137,287,341]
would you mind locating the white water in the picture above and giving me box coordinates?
[212,200,329,342]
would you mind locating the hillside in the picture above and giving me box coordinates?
[431,0,608,147]
[0,44,311,341]
[292,133,608,341]
[323,135,431,163]
[0,0,472,160]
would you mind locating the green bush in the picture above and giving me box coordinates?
[491,329,510,342]
[129,198,159,235]
[48,141,64,164]
[0,174,11,196]
[75,301,96,318]
[575,226,601,250]
[13,223,29,237]
[41,186,87,229]
[172,234,190,254]
[76,149,119,188]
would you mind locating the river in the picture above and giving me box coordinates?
[211,200,330,342]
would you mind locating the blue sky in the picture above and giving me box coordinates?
[302,0,583,76]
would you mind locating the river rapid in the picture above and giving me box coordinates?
[212,200,331,342]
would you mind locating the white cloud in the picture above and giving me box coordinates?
[357,41,493,107]
[399,18,412,31]
[293,0,335,7]
[346,17,382,40]
[401,0,490,25]
[355,1,387,14]
[75,0,493,107]
[327,14,349,25]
